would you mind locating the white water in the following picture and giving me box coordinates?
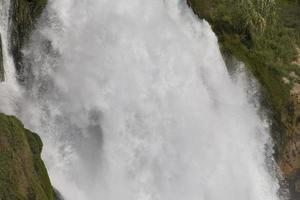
[0,0,22,114]
[1,0,282,199]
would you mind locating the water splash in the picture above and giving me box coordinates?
[0,0,22,114]
[9,0,283,199]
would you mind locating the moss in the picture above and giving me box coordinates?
[25,129,55,200]
[0,113,55,200]
[9,0,48,77]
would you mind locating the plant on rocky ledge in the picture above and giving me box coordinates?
[222,0,278,33]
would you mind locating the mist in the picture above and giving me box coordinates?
[1,0,281,199]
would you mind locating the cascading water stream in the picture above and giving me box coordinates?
[0,0,22,114]
[1,0,284,199]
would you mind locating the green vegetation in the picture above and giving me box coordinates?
[188,0,300,156]
[10,0,48,75]
[0,113,55,200]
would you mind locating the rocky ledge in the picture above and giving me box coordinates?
[0,113,56,199]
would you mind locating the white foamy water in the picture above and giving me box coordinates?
[1,0,282,199]
[0,0,22,114]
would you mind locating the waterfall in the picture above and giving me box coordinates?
[2,0,283,199]
[0,0,22,114]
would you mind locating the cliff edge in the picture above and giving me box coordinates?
[0,113,56,200]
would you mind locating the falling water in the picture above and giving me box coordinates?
[0,0,22,114]
[1,0,283,199]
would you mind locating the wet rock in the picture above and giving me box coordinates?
[279,83,300,199]
[54,188,64,200]
[0,34,3,81]
[9,0,48,78]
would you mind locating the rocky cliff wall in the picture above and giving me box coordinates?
[0,113,56,200]
[9,0,48,78]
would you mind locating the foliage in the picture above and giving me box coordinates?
[214,0,277,33]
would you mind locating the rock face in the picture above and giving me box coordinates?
[281,84,300,198]
[9,0,48,77]
[0,113,56,200]
[0,34,4,81]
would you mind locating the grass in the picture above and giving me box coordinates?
[0,113,55,200]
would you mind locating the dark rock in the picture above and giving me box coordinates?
[9,0,48,78]
[0,34,4,81]
[54,188,64,200]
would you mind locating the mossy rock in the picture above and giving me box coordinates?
[9,0,48,77]
[0,113,55,200]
